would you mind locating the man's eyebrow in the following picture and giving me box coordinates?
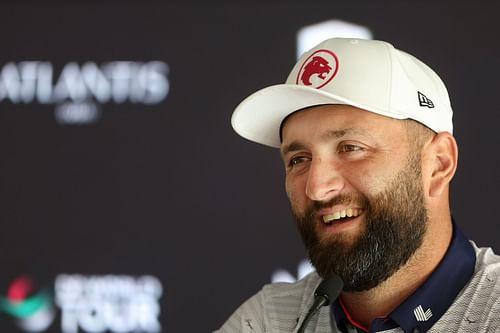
[280,128,363,157]
[280,142,306,157]
[319,128,358,141]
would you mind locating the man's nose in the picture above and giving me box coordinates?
[305,158,344,201]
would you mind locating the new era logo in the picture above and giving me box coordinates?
[413,305,433,322]
[418,91,434,108]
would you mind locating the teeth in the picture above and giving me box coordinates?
[322,209,362,224]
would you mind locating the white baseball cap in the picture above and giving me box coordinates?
[231,38,453,148]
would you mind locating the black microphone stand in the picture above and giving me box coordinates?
[296,274,343,333]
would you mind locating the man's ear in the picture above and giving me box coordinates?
[426,132,458,197]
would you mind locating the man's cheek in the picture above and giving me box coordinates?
[286,190,305,216]
[285,183,298,208]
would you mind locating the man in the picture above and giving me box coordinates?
[216,38,500,333]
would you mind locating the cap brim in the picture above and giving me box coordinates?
[231,84,406,148]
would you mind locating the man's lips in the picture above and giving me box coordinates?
[321,208,363,224]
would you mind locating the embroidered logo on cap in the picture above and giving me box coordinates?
[296,49,339,89]
[418,91,435,108]
[413,305,433,322]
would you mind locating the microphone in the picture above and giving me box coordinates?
[297,274,343,333]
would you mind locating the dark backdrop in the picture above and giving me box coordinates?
[0,1,498,332]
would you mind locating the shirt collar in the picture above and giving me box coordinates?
[331,221,476,333]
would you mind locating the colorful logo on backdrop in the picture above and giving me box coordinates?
[0,61,170,125]
[1,274,163,333]
[0,276,56,332]
[296,50,339,89]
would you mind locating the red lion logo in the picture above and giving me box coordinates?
[300,56,332,86]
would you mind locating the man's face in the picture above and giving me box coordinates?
[280,105,429,292]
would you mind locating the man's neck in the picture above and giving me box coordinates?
[339,219,453,329]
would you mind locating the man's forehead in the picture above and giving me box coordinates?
[280,127,375,156]
[279,106,410,155]
[280,128,340,155]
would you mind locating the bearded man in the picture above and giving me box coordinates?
[215,38,500,333]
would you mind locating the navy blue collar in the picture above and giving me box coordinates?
[331,221,476,333]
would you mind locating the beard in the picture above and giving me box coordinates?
[293,154,428,292]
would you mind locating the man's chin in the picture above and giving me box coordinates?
[315,220,366,248]
[317,233,359,250]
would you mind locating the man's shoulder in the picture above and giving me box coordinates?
[214,272,325,333]
[260,271,321,301]
[432,244,500,332]
[474,243,500,267]
[470,243,500,296]
[470,244,500,297]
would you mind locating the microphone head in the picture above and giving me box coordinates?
[314,274,344,306]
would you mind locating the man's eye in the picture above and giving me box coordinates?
[288,156,307,167]
[339,144,363,153]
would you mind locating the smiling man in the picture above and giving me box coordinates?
[216,38,500,333]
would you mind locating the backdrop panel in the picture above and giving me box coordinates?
[0,2,498,332]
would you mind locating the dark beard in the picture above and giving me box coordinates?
[293,155,428,292]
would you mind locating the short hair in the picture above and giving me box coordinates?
[403,119,435,151]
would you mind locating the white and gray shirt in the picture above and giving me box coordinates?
[215,226,500,333]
